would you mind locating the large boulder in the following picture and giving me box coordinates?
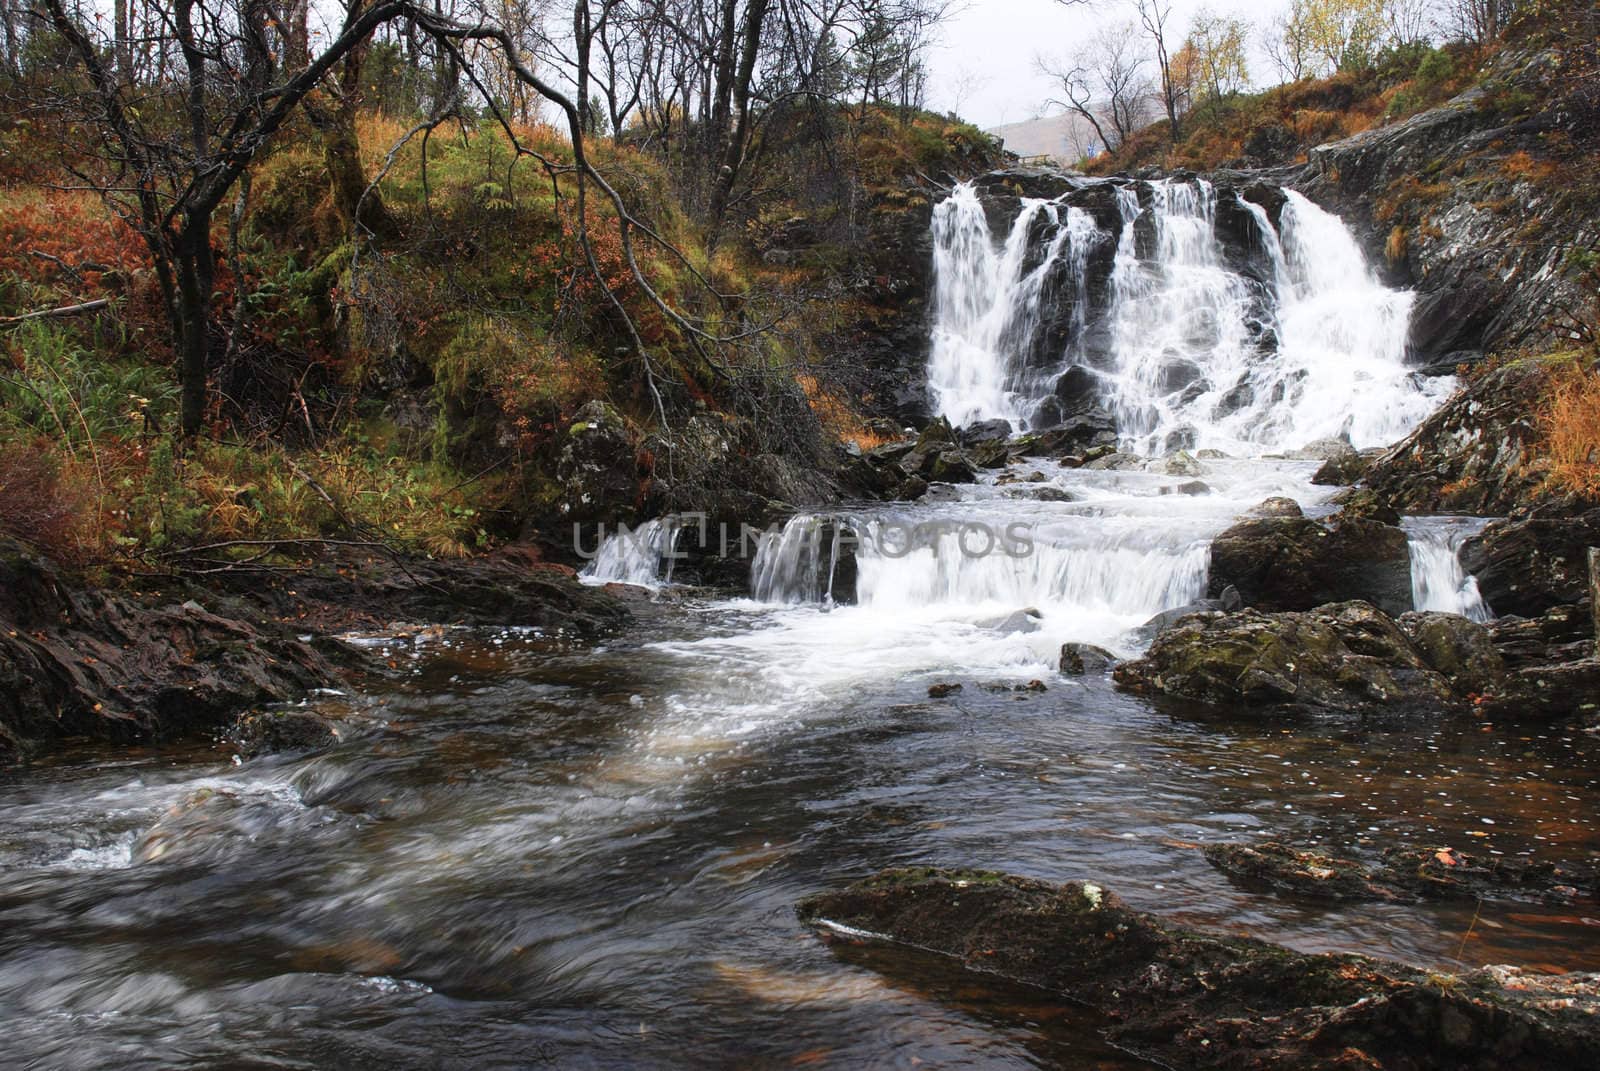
[1206,511,1413,616]
[1112,601,1460,715]
[1397,611,1506,694]
[1460,508,1600,618]
[799,868,1600,1071]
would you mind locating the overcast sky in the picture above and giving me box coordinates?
[924,0,1294,129]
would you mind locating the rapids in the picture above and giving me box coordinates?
[3,174,1591,1070]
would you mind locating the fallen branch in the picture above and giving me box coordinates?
[0,299,111,326]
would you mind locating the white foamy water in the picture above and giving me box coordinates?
[926,185,1106,427]
[580,518,683,589]
[1403,516,1494,621]
[927,178,1454,454]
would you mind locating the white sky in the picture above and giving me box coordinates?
[925,0,1294,128]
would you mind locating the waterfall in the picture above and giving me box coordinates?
[580,518,683,589]
[750,515,855,604]
[752,509,1211,625]
[925,178,1453,455]
[1402,517,1494,621]
[926,186,1105,427]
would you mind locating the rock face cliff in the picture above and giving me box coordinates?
[1294,47,1597,367]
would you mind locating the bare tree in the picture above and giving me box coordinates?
[1132,0,1183,140]
[1038,20,1151,153]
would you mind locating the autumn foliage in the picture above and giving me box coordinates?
[1540,360,1600,499]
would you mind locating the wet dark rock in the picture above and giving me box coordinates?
[1016,412,1119,457]
[0,540,342,763]
[1362,363,1562,517]
[929,450,979,484]
[1478,658,1600,723]
[0,537,630,764]
[1157,359,1205,394]
[1206,513,1413,617]
[1082,450,1144,471]
[1051,365,1102,415]
[1162,480,1212,496]
[1330,488,1403,526]
[1397,612,1505,695]
[799,867,1600,1071]
[1124,598,1226,647]
[1206,840,1597,907]
[1059,642,1117,675]
[1249,496,1304,518]
[895,475,931,501]
[1460,509,1600,619]
[1487,604,1596,668]
[970,439,1012,469]
[1165,425,1203,455]
[916,416,958,449]
[1113,601,1459,715]
[958,418,1013,446]
[1311,446,1371,486]
[230,709,346,759]
[927,683,963,699]
[556,401,648,525]
[1378,845,1598,906]
[1005,484,1075,503]
[1213,379,1254,418]
[1204,842,1394,902]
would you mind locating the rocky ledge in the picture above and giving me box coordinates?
[0,538,628,764]
[799,868,1600,1071]
[1112,600,1599,722]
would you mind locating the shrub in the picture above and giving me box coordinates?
[0,439,94,563]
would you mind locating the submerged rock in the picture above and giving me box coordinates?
[230,710,346,759]
[799,867,1600,1071]
[1207,840,1597,907]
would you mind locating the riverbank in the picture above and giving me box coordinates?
[0,538,629,764]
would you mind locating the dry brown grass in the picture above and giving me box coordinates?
[0,439,98,564]
[796,374,891,451]
[1539,360,1600,499]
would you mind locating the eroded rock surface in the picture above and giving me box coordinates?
[799,867,1600,1071]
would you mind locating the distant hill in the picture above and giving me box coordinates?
[987,112,1102,163]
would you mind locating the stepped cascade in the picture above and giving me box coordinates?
[927,177,1453,455]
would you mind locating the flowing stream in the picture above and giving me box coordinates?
[3,178,1595,1070]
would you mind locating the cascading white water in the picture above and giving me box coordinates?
[926,185,1105,427]
[926,178,1453,454]
[750,515,853,604]
[579,518,682,589]
[851,514,1210,621]
[1402,517,1494,621]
